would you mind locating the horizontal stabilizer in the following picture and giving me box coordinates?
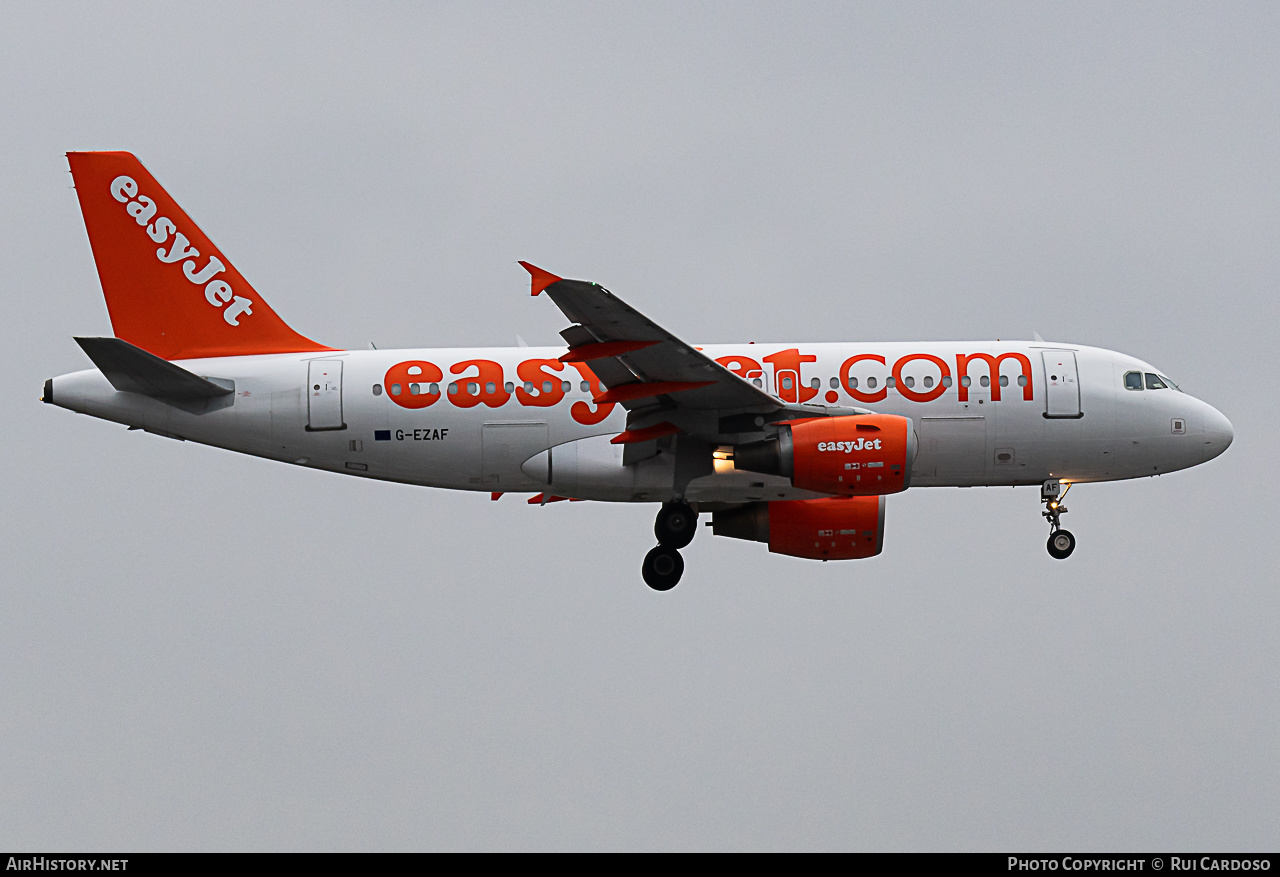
[74,337,233,399]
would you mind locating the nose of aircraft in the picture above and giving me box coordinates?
[1203,404,1234,462]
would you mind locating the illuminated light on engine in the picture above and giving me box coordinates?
[712,446,735,475]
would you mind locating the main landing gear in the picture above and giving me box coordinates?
[643,501,698,591]
[1041,480,1076,560]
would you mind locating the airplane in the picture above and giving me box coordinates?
[43,152,1234,590]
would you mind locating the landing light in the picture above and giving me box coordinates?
[712,447,735,475]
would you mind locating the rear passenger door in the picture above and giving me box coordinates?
[307,360,345,430]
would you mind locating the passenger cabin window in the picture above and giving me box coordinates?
[1145,373,1167,390]
[1124,371,1143,391]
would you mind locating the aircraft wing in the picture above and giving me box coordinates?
[520,263,867,451]
[522,262,781,416]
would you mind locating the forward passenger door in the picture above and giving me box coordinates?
[1042,351,1081,418]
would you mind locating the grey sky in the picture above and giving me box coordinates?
[2,2,1277,850]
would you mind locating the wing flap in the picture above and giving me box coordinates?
[559,339,659,362]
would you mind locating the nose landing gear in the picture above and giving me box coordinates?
[1042,480,1075,559]
[643,501,698,590]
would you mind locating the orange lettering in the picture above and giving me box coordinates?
[892,353,950,403]
[384,360,443,409]
[448,359,510,408]
[714,354,762,378]
[955,352,1033,402]
[566,361,616,425]
[839,354,887,403]
[515,358,565,407]
[763,348,818,403]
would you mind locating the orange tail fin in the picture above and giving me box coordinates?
[67,152,333,360]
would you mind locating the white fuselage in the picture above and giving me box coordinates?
[48,340,1233,504]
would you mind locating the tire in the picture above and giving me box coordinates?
[1047,529,1076,560]
[642,545,684,591]
[655,502,698,549]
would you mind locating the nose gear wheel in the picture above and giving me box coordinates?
[1047,529,1076,559]
[1041,480,1076,559]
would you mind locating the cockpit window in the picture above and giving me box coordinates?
[1158,375,1181,392]
[1124,371,1143,391]
[1145,373,1167,390]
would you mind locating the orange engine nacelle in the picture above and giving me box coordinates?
[733,414,916,496]
[711,496,886,560]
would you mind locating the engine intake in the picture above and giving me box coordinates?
[733,414,916,496]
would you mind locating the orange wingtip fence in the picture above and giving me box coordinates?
[518,261,563,296]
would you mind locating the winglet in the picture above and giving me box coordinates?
[518,261,563,296]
